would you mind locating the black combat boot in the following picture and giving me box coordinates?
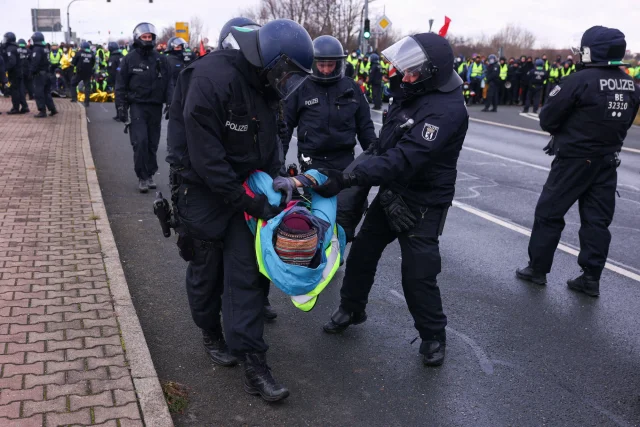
[138,179,149,193]
[567,270,600,297]
[147,177,157,189]
[243,353,289,402]
[263,304,278,320]
[202,330,238,367]
[420,339,446,367]
[34,111,47,118]
[322,306,367,334]
[7,109,20,115]
[516,264,547,285]
[49,109,58,117]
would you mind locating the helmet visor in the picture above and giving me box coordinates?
[221,25,260,50]
[311,58,345,81]
[382,36,429,78]
[133,23,157,38]
[266,54,311,100]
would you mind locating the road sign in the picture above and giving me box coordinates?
[175,22,190,43]
[31,9,62,32]
[376,15,392,32]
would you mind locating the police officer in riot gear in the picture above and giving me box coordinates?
[166,19,313,401]
[165,37,188,103]
[71,42,96,107]
[106,41,124,90]
[516,26,640,297]
[16,39,31,113]
[215,17,279,320]
[316,33,468,367]
[369,53,383,110]
[522,58,547,114]
[482,54,500,112]
[2,32,27,114]
[283,35,377,175]
[116,23,170,193]
[30,32,57,118]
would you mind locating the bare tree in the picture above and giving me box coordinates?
[157,26,175,45]
[189,16,207,48]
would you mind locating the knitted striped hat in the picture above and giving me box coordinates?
[275,213,318,266]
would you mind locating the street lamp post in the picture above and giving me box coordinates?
[66,0,84,44]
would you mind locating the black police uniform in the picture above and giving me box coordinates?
[165,50,184,103]
[115,47,169,181]
[106,49,124,89]
[71,48,96,105]
[369,59,383,110]
[506,62,520,105]
[30,41,56,115]
[166,49,282,355]
[2,39,25,113]
[337,85,468,342]
[283,76,377,172]
[483,61,500,111]
[527,67,639,278]
[523,66,547,113]
[17,43,31,109]
[182,48,194,65]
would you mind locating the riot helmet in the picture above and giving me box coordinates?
[133,23,157,49]
[230,19,314,100]
[310,35,346,84]
[81,41,90,50]
[108,41,119,53]
[218,17,260,50]
[382,32,461,98]
[166,37,187,52]
[17,39,26,48]
[573,25,627,67]
[31,32,45,45]
[3,32,16,45]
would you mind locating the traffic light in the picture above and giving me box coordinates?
[363,19,371,39]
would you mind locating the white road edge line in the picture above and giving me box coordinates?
[389,290,494,375]
[469,117,640,154]
[452,200,640,283]
[462,146,551,171]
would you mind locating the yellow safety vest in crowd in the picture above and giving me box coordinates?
[499,64,508,80]
[549,68,560,80]
[470,63,483,78]
[358,61,370,75]
[347,56,358,68]
[560,67,574,78]
[544,60,549,71]
[49,50,62,65]
[457,63,466,75]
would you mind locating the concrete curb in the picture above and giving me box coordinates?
[78,106,174,427]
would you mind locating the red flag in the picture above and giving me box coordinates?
[438,16,451,37]
[199,40,206,56]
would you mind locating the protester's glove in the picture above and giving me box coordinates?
[242,194,284,220]
[272,176,297,204]
[543,136,555,156]
[163,104,170,120]
[379,189,417,233]
[313,169,357,198]
[117,105,128,122]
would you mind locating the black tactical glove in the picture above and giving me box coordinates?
[313,169,357,198]
[117,105,128,122]
[364,138,380,156]
[543,136,555,156]
[277,119,288,142]
[379,189,417,233]
[242,194,284,220]
[163,104,170,120]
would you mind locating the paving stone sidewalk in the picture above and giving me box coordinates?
[0,98,171,426]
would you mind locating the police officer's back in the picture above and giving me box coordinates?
[106,42,123,90]
[164,37,188,103]
[522,59,547,113]
[316,33,468,367]
[72,42,96,106]
[29,32,57,117]
[517,26,640,297]
[368,53,383,110]
[283,35,377,172]
[482,54,500,112]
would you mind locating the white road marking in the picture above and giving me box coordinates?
[462,146,551,171]
[518,112,540,121]
[452,200,640,283]
[389,290,494,375]
[469,117,640,154]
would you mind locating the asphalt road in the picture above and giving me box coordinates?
[86,100,640,427]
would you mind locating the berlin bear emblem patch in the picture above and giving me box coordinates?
[422,123,439,141]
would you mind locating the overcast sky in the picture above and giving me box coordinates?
[1,0,638,53]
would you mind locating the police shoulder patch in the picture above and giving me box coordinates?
[422,123,439,141]
[549,85,561,97]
